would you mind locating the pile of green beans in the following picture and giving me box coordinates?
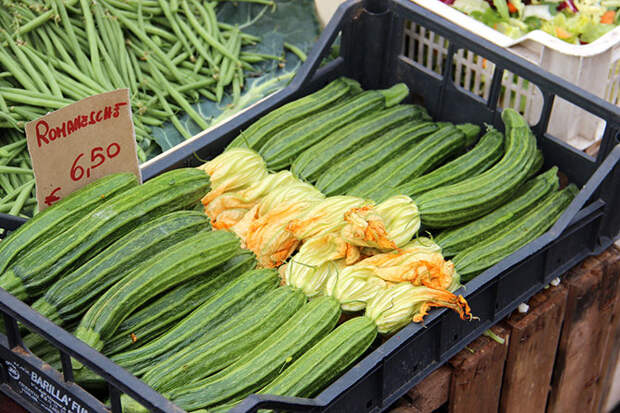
[0,0,280,218]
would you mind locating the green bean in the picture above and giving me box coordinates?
[108,7,185,82]
[0,139,26,153]
[0,174,14,194]
[5,35,51,95]
[42,26,78,71]
[94,3,120,66]
[232,72,241,106]
[172,52,193,66]
[174,13,218,69]
[181,0,242,66]
[140,116,166,126]
[163,42,183,61]
[103,0,162,14]
[284,42,307,62]
[0,166,34,175]
[157,0,193,54]
[170,0,179,12]
[0,47,38,92]
[10,106,46,122]
[94,32,126,89]
[192,55,205,74]
[215,27,240,101]
[54,0,93,77]
[146,59,208,130]
[128,51,146,93]
[54,74,96,100]
[189,0,215,36]
[217,0,274,4]
[79,0,108,87]
[155,90,192,140]
[19,46,63,98]
[9,180,35,215]
[14,9,54,38]
[0,90,9,113]
[218,22,261,43]
[0,88,72,108]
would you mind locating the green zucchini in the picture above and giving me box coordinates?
[347,124,469,200]
[293,104,428,184]
[110,268,280,375]
[258,316,377,399]
[395,128,504,199]
[31,211,210,326]
[0,168,210,302]
[73,229,241,354]
[102,250,257,355]
[0,173,137,275]
[226,77,361,151]
[259,83,410,170]
[455,123,481,141]
[140,286,306,393]
[415,109,538,228]
[163,296,341,411]
[453,184,578,280]
[528,149,544,178]
[436,167,559,257]
[313,122,438,196]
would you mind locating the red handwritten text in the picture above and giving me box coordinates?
[70,143,121,182]
[36,102,128,147]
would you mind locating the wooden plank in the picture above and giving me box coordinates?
[448,324,510,413]
[597,247,620,412]
[389,366,451,413]
[547,249,620,413]
[499,284,568,413]
[406,366,451,412]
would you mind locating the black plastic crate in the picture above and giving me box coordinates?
[1,0,619,412]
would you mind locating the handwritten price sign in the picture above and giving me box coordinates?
[25,89,141,211]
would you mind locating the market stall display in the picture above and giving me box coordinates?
[0,0,617,412]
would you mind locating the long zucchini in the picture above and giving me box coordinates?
[159,296,341,412]
[259,84,409,170]
[0,173,137,274]
[140,286,306,393]
[314,122,438,196]
[102,251,257,355]
[453,184,578,280]
[415,109,538,228]
[436,167,559,257]
[110,268,280,375]
[396,128,504,199]
[226,77,361,151]
[258,316,377,399]
[0,168,210,302]
[73,229,241,354]
[293,105,428,184]
[31,211,210,325]
[347,124,469,200]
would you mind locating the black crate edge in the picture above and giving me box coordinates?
[0,0,619,412]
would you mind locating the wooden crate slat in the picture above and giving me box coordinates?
[448,324,510,413]
[547,251,620,413]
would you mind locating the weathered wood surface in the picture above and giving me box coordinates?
[447,324,510,413]
[499,284,568,413]
[547,249,620,413]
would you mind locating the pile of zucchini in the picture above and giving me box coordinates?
[0,77,580,413]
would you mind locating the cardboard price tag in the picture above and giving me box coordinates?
[25,89,141,211]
